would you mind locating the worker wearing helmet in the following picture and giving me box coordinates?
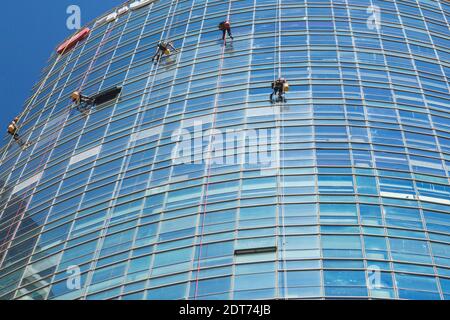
[152,41,176,64]
[7,117,19,139]
[219,20,233,41]
[270,78,289,102]
[71,91,95,115]
[71,91,94,105]
[7,117,27,147]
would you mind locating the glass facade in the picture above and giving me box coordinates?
[0,0,449,300]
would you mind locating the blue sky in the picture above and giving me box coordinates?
[0,1,124,132]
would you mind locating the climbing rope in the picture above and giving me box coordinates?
[274,0,288,299]
[165,0,179,42]
[273,0,282,83]
[194,0,233,300]
[0,42,76,266]
[79,1,178,299]
[0,18,111,266]
[0,49,67,163]
[277,0,281,78]
[280,0,289,300]
[76,22,115,100]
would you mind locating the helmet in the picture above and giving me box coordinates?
[8,124,16,134]
[219,21,230,29]
[71,91,81,101]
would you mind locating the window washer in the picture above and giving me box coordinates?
[70,87,122,114]
[270,78,289,102]
[152,41,176,64]
[7,117,27,147]
[71,91,95,114]
[71,91,94,106]
[219,20,233,41]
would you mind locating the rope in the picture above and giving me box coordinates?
[273,1,278,82]
[277,0,282,79]
[0,51,66,164]
[150,0,179,63]
[0,25,94,266]
[279,0,288,299]
[274,0,288,299]
[0,107,73,268]
[0,135,57,266]
[194,0,232,300]
[273,0,282,83]
[279,121,288,298]
[0,96,71,267]
[103,0,178,225]
[0,40,75,260]
[79,1,176,298]
[142,1,178,114]
[165,0,178,41]
[77,23,114,94]
[0,190,31,266]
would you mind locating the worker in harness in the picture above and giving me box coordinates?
[71,91,95,114]
[218,20,233,41]
[71,91,94,105]
[152,41,177,64]
[7,117,29,148]
[270,78,289,102]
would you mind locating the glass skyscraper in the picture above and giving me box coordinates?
[0,0,449,300]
